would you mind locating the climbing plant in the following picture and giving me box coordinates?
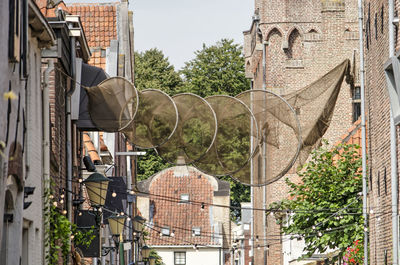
[44,183,95,264]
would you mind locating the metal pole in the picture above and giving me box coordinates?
[262,40,268,265]
[110,236,115,265]
[357,0,368,264]
[389,0,399,264]
[43,60,53,265]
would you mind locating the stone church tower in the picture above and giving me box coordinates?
[243,1,360,264]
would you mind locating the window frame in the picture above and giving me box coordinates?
[174,251,186,265]
[179,194,189,203]
[192,227,201,237]
[161,226,170,236]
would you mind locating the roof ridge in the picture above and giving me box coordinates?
[67,2,119,6]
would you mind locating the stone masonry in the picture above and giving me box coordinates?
[364,1,400,264]
[243,1,359,264]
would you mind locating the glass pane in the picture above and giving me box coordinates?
[174,252,186,265]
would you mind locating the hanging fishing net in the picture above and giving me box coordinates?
[122,89,178,149]
[156,93,217,165]
[192,95,259,176]
[83,59,351,186]
[85,77,138,132]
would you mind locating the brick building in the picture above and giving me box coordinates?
[67,1,136,263]
[243,0,360,264]
[364,1,400,264]
[137,165,232,265]
[0,0,55,264]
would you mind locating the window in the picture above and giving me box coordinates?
[384,167,387,195]
[377,171,381,197]
[149,202,154,225]
[174,252,186,265]
[192,227,201,236]
[352,87,361,122]
[161,227,170,236]
[8,0,21,62]
[180,194,189,203]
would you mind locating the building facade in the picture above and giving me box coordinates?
[137,165,232,265]
[364,0,400,264]
[0,0,55,264]
[243,0,360,264]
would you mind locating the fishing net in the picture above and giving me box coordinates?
[84,59,351,186]
[122,89,178,149]
[85,77,138,132]
[156,93,217,165]
[192,95,259,176]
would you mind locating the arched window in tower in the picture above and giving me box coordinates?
[304,29,321,42]
[286,29,302,60]
[266,28,284,88]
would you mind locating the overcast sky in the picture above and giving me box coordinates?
[65,0,254,70]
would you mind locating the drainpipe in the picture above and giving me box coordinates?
[262,40,268,265]
[262,41,267,90]
[43,60,54,265]
[250,79,255,265]
[357,0,368,264]
[389,0,399,264]
[66,33,76,248]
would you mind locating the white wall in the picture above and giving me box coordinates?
[155,247,223,265]
[282,235,307,265]
[22,34,44,265]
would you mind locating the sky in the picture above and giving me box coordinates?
[64,0,254,70]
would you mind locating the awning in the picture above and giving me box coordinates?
[76,63,108,130]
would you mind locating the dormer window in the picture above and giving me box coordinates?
[192,227,201,236]
[161,227,170,236]
[180,194,189,203]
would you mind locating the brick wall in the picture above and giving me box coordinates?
[364,1,399,264]
[244,1,358,264]
[46,60,68,208]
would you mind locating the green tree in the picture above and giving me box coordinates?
[137,149,172,181]
[134,41,251,222]
[180,39,251,222]
[270,142,364,261]
[134,49,180,181]
[180,38,250,97]
[135,48,183,94]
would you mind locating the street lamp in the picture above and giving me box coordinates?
[108,215,127,238]
[83,172,111,207]
[141,245,151,263]
[133,215,146,232]
[149,256,156,265]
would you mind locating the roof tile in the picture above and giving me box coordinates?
[66,2,118,51]
[144,168,226,246]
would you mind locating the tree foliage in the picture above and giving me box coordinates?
[180,39,250,97]
[134,48,183,94]
[134,40,251,221]
[270,142,364,261]
[137,149,172,182]
[134,49,178,182]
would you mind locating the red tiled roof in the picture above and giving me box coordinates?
[99,132,108,152]
[67,2,118,69]
[83,133,101,164]
[147,168,221,246]
[334,118,365,156]
[36,0,70,17]
[67,2,117,49]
